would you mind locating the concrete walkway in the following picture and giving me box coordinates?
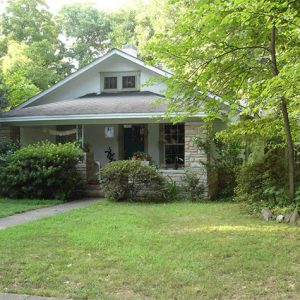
[0,199,98,230]
[0,293,65,300]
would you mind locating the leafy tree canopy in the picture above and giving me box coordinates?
[57,3,111,68]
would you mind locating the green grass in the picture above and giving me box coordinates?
[0,198,64,218]
[0,200,299,299]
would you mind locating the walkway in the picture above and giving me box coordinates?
[0,199,98,230]
[0,293,65,300]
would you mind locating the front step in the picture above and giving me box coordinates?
[82,184,105,198]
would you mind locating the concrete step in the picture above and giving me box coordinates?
[83,189,105,198]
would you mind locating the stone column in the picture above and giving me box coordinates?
[0,125,20,143]
[184,122,208,197]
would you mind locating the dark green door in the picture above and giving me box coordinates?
[123,125,145,159]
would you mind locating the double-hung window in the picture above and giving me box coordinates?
[164,124,185,168]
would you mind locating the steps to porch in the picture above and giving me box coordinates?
[82,184,105,198]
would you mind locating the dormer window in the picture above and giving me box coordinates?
[122,76,136,89]
[104,77,117,90]
[101,72,140,92]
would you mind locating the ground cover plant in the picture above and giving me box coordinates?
[0,198,63,218]
[0,200,299,299]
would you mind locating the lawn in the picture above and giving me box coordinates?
[0,198,64,218]
[0,200,299,299]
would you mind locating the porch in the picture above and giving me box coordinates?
[0,121,209,196]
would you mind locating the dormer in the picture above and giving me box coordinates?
[100,71,141,93]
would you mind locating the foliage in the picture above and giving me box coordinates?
[182,170,204,201]
[58,3,111,68]
[0,0,70,109]
[0,141,83,200]
[235,150,289,214]
[0,140,20,158]
[101,160,165,202]
[194,129,244,198]
[131,151,151,161]
[149,0,300,201]
[109,9,137,48]
[1,0,60,44]
[161,177,180,202]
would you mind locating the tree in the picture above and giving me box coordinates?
[1,0,59,44]
[150,0,300,202]
[0,0,70,108]
[58,3,111,68]
[109,9,137,49]
[135,0,181,58]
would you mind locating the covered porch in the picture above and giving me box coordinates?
[0,120,209,195]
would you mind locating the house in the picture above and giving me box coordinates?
[0,46,214,196]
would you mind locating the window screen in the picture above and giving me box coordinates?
[164,124,185,167]
[104,77,117,89]
[122,76,136,88]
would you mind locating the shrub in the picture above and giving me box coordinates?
[194,134,243,198]
[161,177,180,202]
[0,140,19,161]
[101,160,166,202]
[234,150,289,213]
[183,170,204,201]
[0,141,83,200]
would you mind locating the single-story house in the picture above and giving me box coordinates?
[0,46,218,197]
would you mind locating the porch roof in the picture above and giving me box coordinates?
[3,92,166,118]
[0,91,206,125]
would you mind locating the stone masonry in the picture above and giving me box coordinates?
[159,122,209,197]
[0,124,20,143]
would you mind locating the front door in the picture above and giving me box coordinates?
[123,125,145,159]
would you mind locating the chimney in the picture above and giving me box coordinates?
[122,44,138,58]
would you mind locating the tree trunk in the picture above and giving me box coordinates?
[270,25,296,202]
[281,97,296,201]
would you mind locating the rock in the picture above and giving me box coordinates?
[284,212,293,223]
[261,208,272,221]
[276,215,284,223]
[289,210,300,225]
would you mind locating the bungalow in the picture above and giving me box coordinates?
[0,46,217,197]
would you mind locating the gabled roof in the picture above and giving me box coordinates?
[15,48,172,110]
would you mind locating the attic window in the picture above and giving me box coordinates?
[104,77,117,89]
[122,76,136,89]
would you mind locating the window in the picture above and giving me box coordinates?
[164,124,184,167]
[122,76,136,89]
[104,77,117,89]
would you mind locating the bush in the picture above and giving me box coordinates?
[183,170,204,201]
[101,160,166,202]
[161,177,180,202]
[0,141,83,200]
[194,135,243,198]
[235,150,289,213]
[0,140,19,161]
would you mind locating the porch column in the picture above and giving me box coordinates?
[184,122,208,197]
[0,124,20,143]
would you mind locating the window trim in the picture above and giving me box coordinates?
[122,75,136,89]
[100,72,140,92]
[104,76,118,90]
[163,123,185,169]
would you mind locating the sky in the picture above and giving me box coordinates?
[0,0,138,13]
[45,0,137,13]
